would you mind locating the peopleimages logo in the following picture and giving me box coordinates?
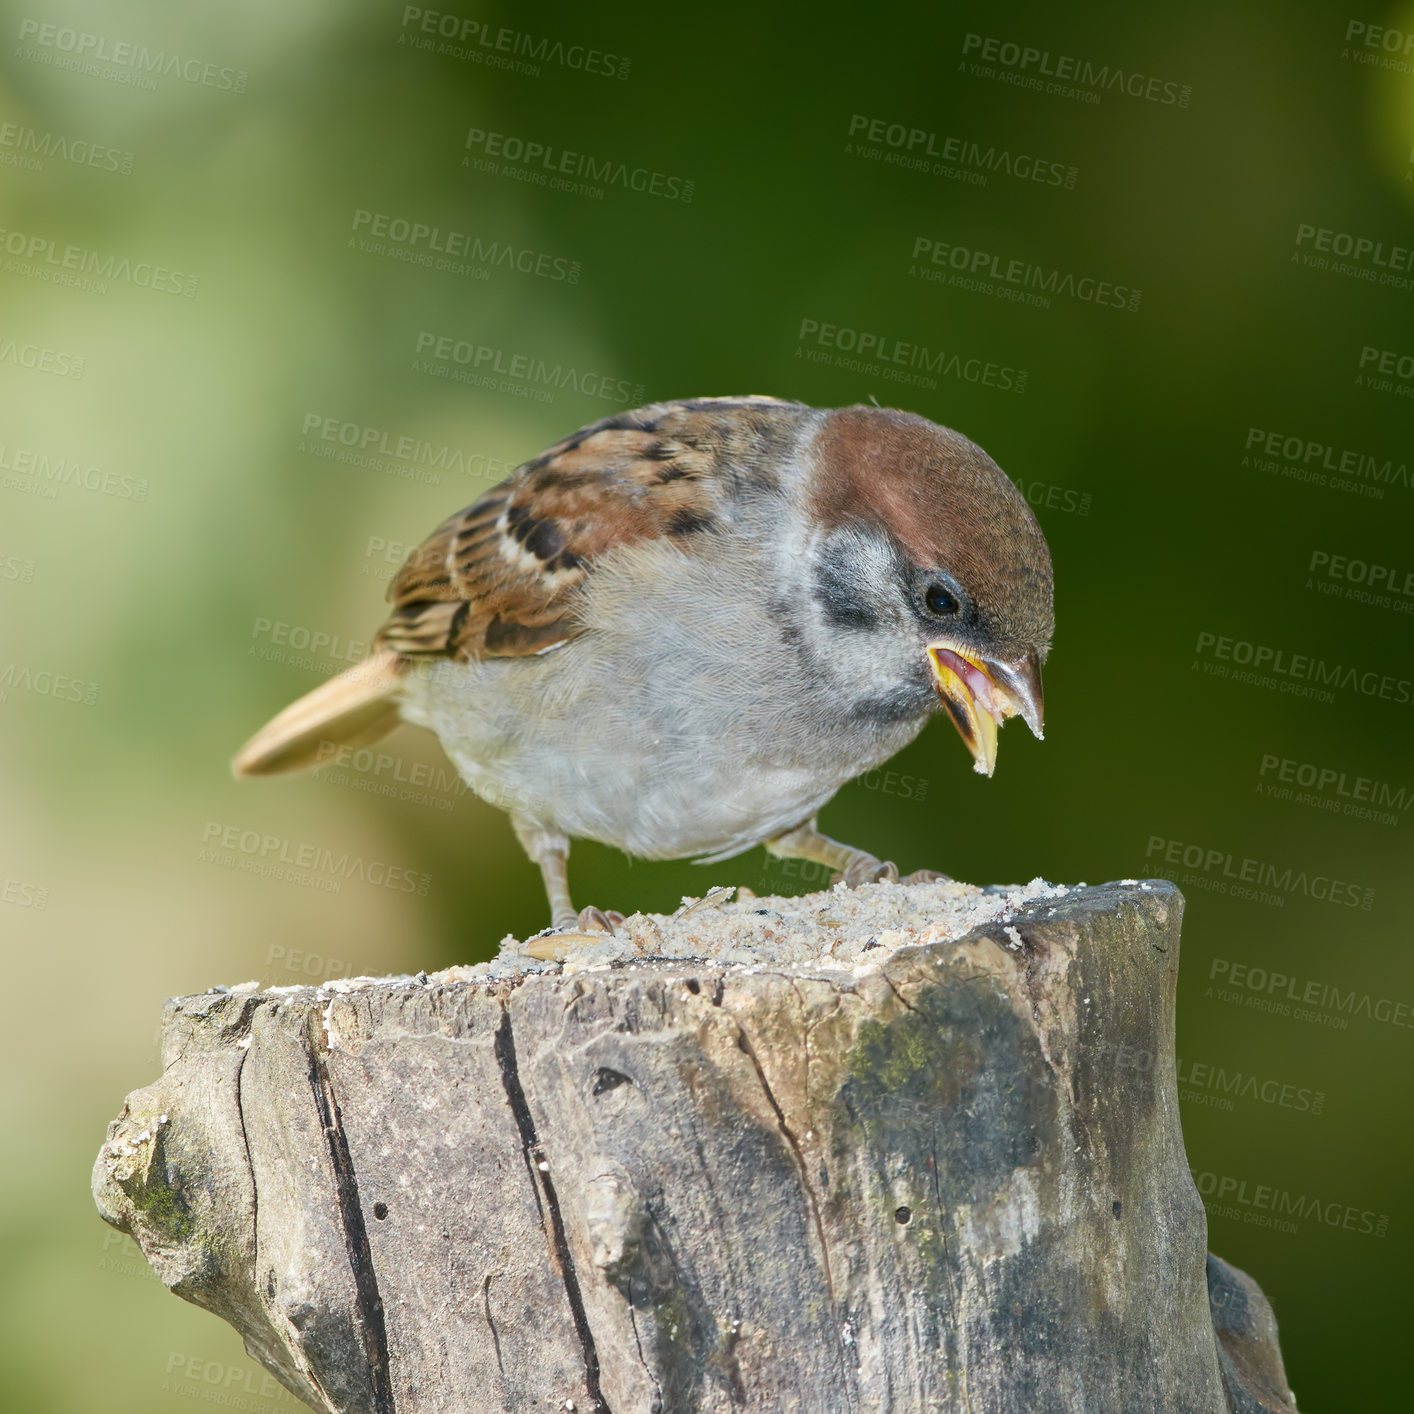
[959,33,1192,106]
[313,738,469,815]
[1192,629,1413,707]
[1146,834,1374,910]
[413,330,645,406]
[910,235,1141,312]
[1295,222,1414,272]
[349,208,581,283]
[1257,752,1410,826]
[0,225,198,296]
[249,616,366,670]
[1342,19,1414,74]
[845,114,1078,189]
[1192,1168,1388,1239]
[198,822,432,896]
[1243,426,1411,498]
[161,1350,297,1406]
[14,19,248,92]
[0,120,134,175]
[1306,549,1414,616]
[0,552,36,583]
[464,127,693,202]
[795,317,1027,394]
[1177,1059,1325,1116]
[0,661,100,707]
[399,8,631,80]
[0,442,147,500]
[0,335,84,378]
[1098,1038,1327,1116]
[299,414,515,486]
[2,876,48,909]
[1208,956,1414,1032]
[1293,222,1414,291]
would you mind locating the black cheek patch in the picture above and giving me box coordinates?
[813,556,880,632]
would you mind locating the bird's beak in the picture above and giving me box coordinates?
[926,643,1045,777]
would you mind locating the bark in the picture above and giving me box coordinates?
[93,880,1299,1413]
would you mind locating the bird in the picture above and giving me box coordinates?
[233,396,1053,935]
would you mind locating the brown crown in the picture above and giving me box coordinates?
[808,406,1054,659]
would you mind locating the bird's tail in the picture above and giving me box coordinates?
[232,646,405,777]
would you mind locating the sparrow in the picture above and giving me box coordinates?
[233,397,1053,935]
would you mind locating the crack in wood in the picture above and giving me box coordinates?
[882,973,920,1016]
[627,1304,664,1413]
[493,1004,612,1414]
[307,1028,396,1414]
[928,1137,967,1400]
[482,1274,506,1381]
[232,1029,258,1281]
[730,1016,858,1414]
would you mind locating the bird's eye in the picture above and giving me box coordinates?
[924,582,960,617]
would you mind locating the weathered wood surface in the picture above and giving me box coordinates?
[93,880,1299,1413]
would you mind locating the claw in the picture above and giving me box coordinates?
[577,905,617,935]
[831,857,899,889]
[900,868,952,885]
[827,860,949,889]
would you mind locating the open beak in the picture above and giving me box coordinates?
[926,643,1044,777]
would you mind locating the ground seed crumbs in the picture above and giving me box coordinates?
[445,876,1076,980]
[214,877,1089,997]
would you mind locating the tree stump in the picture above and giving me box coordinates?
[93,879,1299,1413]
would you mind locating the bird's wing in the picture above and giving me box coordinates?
[376,396,802,661]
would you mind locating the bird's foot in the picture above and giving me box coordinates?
[830,859,953,888]
[524,907,625,962]
[767,818,954,894]
[576,905,624,934]
[545,904,624,935]
[829,854,897,888]
[899,868,953,885]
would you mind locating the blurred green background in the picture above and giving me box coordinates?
[2,1,1411,1409]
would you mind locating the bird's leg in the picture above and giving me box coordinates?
[512,817,621,934]
[765,818,896,886]
[765,816,950,888]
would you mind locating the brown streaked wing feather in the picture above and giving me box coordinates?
[373,399,803,663]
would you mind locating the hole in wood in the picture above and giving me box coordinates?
[373,1202,388,1221]
[895,1206,912,1225]
[591,1067,632,1096]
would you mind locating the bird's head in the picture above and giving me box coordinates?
[803,405,1053,776]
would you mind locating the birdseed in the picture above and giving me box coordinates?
[448,876,1075,980]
